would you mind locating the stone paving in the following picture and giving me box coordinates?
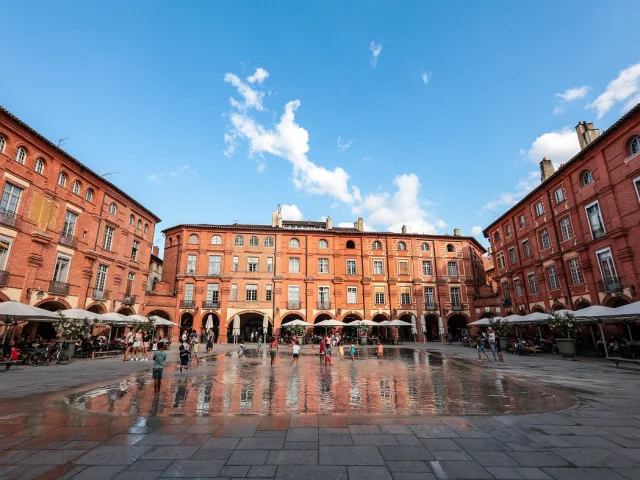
[0,343,639,479]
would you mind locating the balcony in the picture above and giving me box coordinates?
[180,299,195,309]
[0,209,17,228]
[0,270,8,287]
[599,277,624,293]
[185,269,197,276]
[59,232,77,248]
[591,227,606,239]
[317,301,331,310]
[425,303,437,311]
[122,295,137,306]
[287,300,301,310]
[202,300,220,309]
[91,289,109,301]
[49,280,69,296]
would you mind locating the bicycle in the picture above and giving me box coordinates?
[28,343,71,366]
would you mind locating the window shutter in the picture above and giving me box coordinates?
[46,202,59,230]
[28,192,45,224]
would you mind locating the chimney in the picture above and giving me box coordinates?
[271,210,278,227]
[453,228,460,237]
[326,216,332,230]
[355,217,364,232]
[401,225,407,234]
[575,121,600,149]
[152,246,159,257]
[540,157,555,182]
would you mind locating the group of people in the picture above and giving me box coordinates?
[123,329,152,361]
[475,327,505,362]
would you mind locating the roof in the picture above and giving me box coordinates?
[482,101,640,237]
[0,106,161,222]
[162,222,487,253]
[150,254,163,265]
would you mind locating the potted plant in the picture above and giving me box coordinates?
[57,313,97,358]
[548,311,582,358]
[357,323,371,345]
[488,318,511,351]
[287,324,307,344]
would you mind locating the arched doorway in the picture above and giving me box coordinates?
[118,307,134,315]
[31,300,67,339]
[398,313,414,341]
[575,300,590,310]
[180,312,194,338]
[201,313,220,343]
[228,312,272,343]
[341,313,363,338]
[551,303,566,312]
[87,304,105,314]
[531,306,546,313]
[424,314,440,341]
[313,312,334,335]
[606,297,629,308]
[447,314,468,341]
[147,310,173,339]
[371,313,388,338]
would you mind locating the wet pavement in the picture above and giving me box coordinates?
[0,343,638,480]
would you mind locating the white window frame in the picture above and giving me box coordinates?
[519,215,526,228]
[447,261,457,276]
[0,236,13,270]
[102,225,115,250]
[58,172,67,187]
[264,237,274,247]
[52,254,71,283]
[633,175,640,204]
[422,260,432,276]
[288,285,300,302]
[421,243,429,252]
[375,290,385,304]
[373,259,384,275]
[559,216,573,241]
[72,181,80,195]
[424,287,435,307]
[85,189,93,202]
[527,272,538,294]
[1,182,23,214]
[289,257,300,273]
[247,256,259,272]
[184,283,194,301]
[318,239,328,249]
[585,200,606,239]
[595,247,619,289]
[266,284,272,301]
[522,239,531,259]
[630,135,640,156]
[346,259,357,275]
[535,202,544,216]
[232,256,239,272]
[547,265,560,291]
[568,258,584,285]
[372,241,382,250]
[514,278,523,297]
[131,240,140,261]
[267,257,273,273]
[246,284,258,301]
[398,242,407,251]
[289,238,300,248]
[0,135,5,153]
[14,147,26,165]
[34,158,45,174]
[496,252,505,269]
[95,264,108,292]
[230,284,237,301]
[450,287,461,307]
[249,236,259,247]
[206,283,219,303]
[234,236,244,246]
[398,260,409,275]
[347,286,357,304]
[540,229,551,250]
[187,254,197,273]
[582,170,594,186]
[318,286,330,307]
[129,215,134,225]
[318,258,329,274]
[554,188,564,204]
[505,224,512,237]
[212,235,222,245]
[508,247,516,265]
[208,255,221,275]
[400,288,411,305]
[108,203,117,215]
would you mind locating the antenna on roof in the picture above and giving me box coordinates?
[57,137,69,147]
[233,219,240,224]
[102,171,121,181]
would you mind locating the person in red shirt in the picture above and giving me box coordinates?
[319,340,325,364]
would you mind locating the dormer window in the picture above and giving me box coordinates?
[373,240,382,250]
[14,147,26,165]
[58,172,67,187]
[630,135,640,156]
[421,243,429,252]
[290,238,300,248]
[397,242,406,251]
[346,240,356,249]
[109,203,117,215]
[446,244,454,253]
[581,170,594,186]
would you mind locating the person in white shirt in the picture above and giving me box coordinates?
[487,327,498,361]
[292,341,300,366]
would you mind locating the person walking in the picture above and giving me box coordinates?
[319,339,325,364]
[487,327,498,361]
[377,340,384,359]
[179,344,191,373]
[338,342,344,360]
[349,342,356,361]
[152,343,167,395]
[495,334,504,362]
[477,334,491,361]
[292,341,300,366]
[133,329,143,361]
[269,336,278,367]
[324,342,332,366]
[142,331,151,361]
[124,329,134,362]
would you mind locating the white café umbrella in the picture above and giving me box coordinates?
[353,319,377,327]
[314,319,346,327]
[58,308,112,323]
[232,314,240,343]
[151,316,179,327]
[0,302,60,343]
[205,315,214,330]
[420,314,426,341]
[573,305,618,321]
[282,319,314,327]
[263,313,269,342]
[385,319,413,327]
[101,312,132,324]
[410,314,418,337]
[469,318,491,326]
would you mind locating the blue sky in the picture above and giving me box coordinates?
[2,1,640,250]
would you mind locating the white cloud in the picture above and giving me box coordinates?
[280,204,303,221]
[337,136,354,151]
[223,70,267,111]
[555,86,590,102]
[148,173,164,183]
[588,63,640,119]
[528,127,580,165]
[471,226,483,236]
[148,164,197,183]
[369,41,382,68]
[552,105,565,116]
[421,72,429,84]
[247,67,269,84]
[482,171,539,211]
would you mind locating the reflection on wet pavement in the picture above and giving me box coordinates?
[66,348,569,416]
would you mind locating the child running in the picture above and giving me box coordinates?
[292,341,300,366]
[377,341,384,359]
[319,340,325,364]
[324,342,332,366]
[179,344,191,373]
[269,336,278,367]
[338,342,344,360]
[349,342,356,361]
[152,343,166,395]
[238,343,245,357]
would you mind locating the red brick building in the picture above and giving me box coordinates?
[0,107,160,337]
[149,212,490,343]
[483,103,640,315]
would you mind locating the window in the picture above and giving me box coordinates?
[212,235,222,245]
[496,252,505,269]
[585,202,605,239]
[246,284,258,301]
[522,239,532,259]
[635,176,640,203]
[34,158,45,174]
[61,211,77,238]
[264,237,274,247]
[582,170,594,186]
[206,283,219,304]
[289,257,300,273]
[508,247,516,265]
[184,283,194,301]
[631,136,640,156]
[267,257,273,273]
[346,259,357,275]
[102,226,114,250]
[528,272,538,294]
[398,260,409,275]
[514,278,523,297]
[519,215,526,228]
[95,264,108,292]
[494,231,501,242]
[540,229,551,250]
[450,287,461,308]
[188,234,199,244]
[0,135,4,153]
[187,254,197,273]
[447,261,458,276]
[266,284,272,301]
[126,272,135,295]
[400,287,411,305]
[425,287,435,307]
[554,188,565,204]
[52,254,71,282]
[373,240,382,250]
[318,239,328,249]
[568,258,584,285]
[1,182,23,214]
[421,243,429,252]
[249,236,259,247]
[137,219,141,229]
[318,286,330,308]
[318,258,329,274]
[232,256,239,272]
[375,288,385,305]
[0,237,11,269]
[446,244,454,253]
[72,181,81,195]
[373,260,384,275]
[85,189,94,202]
[346,240,355,249]
[535,202,544,216]
[422,261,432,275]
[129,215,134,225]
[505,224,512,237]
[347,287,357,304]
[289,238,300,248]
[234,236,244,246]
[559,217,573,241]
[502,281,510,299]
[597,248,619,291]
[131,240,140,261]
[14,147,26,165]
[108,203,117,215]
[230,284,238,301]
[58,172,67,187]
[398,241,407,251]
[248,256,259,272]
[547,266,559,290]
[144,224,149,234]
[288,285,300,303]
[208,255,221,275]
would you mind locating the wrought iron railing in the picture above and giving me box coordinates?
[180,299,195,309]
[317,301,331,310]
[49,280,69,295]
[59,232,77,248]
[0,270,8,287]
[123,295,137,305]
[91,289,109,301]
[202,300,220,309]
[425,303,437,310]
[0,209,17,228]
[287,300,301,310]
[598,277,623,293]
